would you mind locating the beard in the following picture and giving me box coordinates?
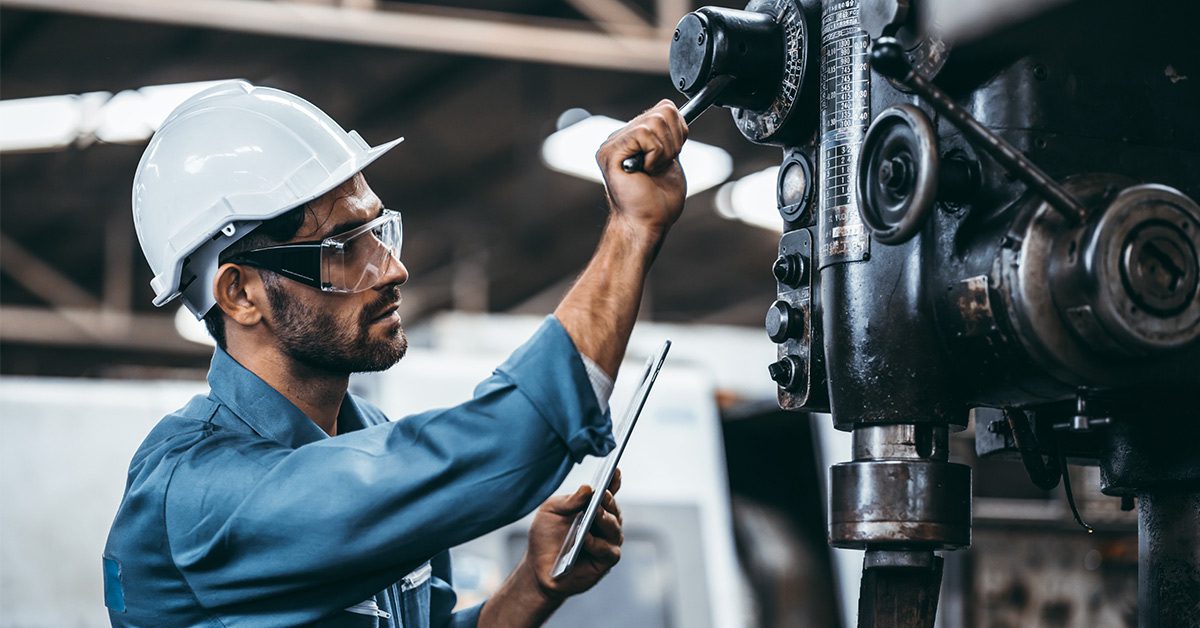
[266,279,408,374]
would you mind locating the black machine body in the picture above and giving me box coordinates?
[665,1,1200,626]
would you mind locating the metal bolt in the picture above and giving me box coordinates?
[673,29,680,41]
[879,156,911,191]
[697,32,705,45]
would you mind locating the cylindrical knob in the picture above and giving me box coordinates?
[669,7,784,111]
[773,254,808,287]
[765,300,803,343]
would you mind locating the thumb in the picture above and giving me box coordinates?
[546,485,593,515]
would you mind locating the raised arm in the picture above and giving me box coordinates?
[554,100,688,377]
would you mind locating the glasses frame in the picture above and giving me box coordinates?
[224,208,402,292]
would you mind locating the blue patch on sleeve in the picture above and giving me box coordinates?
[103,556,126,612]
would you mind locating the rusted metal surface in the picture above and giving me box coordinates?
[951,275,998,339]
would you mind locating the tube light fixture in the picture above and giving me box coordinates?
[541,114,733,197]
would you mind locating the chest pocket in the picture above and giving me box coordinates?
[397,561,433,628]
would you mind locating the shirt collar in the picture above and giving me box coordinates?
[206,346,368,448]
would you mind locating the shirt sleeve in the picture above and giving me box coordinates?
[163,316,614,623]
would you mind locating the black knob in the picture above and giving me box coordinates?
[768,356,802,389]
[765,300,803,343]
[669,7,784,111]
[773,254,808,287]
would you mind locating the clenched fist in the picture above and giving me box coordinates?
[596,101,689,241]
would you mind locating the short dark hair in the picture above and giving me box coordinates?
[202,204,310,348]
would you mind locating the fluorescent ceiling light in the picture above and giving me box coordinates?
[0,92,108,152]
[0,80,234,152]
[541,114,733,197]
[174,306,216,347]
[97,80,230,144]
[715,166,783,232]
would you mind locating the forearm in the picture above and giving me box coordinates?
[477,557,563,627]
[554,215,662,378]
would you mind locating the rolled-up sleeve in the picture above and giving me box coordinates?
[163,316,613,623]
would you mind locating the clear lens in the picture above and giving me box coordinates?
[319,209,403,292]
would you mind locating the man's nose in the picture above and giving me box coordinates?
[380,255,409,287]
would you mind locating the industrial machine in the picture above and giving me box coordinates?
[662,1,1199,626]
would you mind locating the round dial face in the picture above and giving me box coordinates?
[733,0,812,145]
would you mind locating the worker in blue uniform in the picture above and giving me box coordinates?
[105,81,689,626]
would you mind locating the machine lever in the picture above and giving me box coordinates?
[621,74,735,174]
[869,38,1088,225]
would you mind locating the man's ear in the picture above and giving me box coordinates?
[213,263,267,328]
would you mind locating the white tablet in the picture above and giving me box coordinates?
[551,339,671,579]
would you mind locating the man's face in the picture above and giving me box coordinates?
[263,174,410,374]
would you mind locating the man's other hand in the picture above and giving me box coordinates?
[596,101,688,241]
[526,468,625,598]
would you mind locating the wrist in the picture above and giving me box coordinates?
[479,556,563,627]
[517,555,567,607]
[604,215,667,264]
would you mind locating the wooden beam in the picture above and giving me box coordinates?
[564,0,655,37]
[4,0,669,73]
[0,306,210,355]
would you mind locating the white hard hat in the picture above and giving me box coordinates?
[132,80,403,318]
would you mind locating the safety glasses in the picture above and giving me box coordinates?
[225,209,402,293]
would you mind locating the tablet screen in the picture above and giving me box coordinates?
[551,339,671,579]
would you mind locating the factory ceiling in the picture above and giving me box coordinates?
[0,0,784,378]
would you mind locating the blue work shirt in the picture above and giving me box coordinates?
[103,317,614,627]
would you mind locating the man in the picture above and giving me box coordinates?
[104,80,688,627]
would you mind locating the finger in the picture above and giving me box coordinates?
[603,490,623,526]
[545,485,593,515]
[607,468,622,495]
[590,502,623,544]
[651,99,687,149]
[583,533,622,566]
[632,128,669,173]
[642,112,682,161]
[654,100,687,151]
[599,127,665,174]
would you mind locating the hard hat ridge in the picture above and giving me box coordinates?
[132,80,403,318]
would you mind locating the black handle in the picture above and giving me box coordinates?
[621,74,735,174]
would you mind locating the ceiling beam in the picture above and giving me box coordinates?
[0,306,209,355]
[656,0,691,32]
[4,0,669,74]
[564,0,655,37]
[0,231,99,309]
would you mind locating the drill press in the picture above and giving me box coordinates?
[662,1,1200,625]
